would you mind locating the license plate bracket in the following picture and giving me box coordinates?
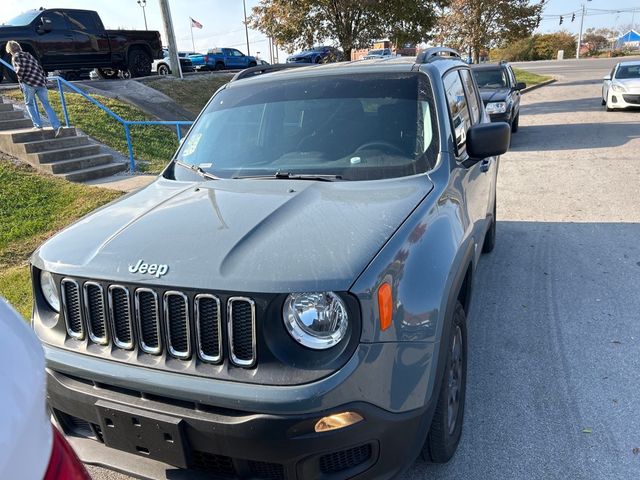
[96,400,188,468]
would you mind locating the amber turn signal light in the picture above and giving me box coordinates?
[314,412,364,433]
[378,283,393,331]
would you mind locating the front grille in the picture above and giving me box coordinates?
[248,460,285,479]
[319,444,373,474]
[191,450,236,477]
[59,278,257,369]
[623,94,640,105]
[61,279,83,339]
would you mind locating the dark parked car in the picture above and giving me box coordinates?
[0,8,162,81]
[32,48,510,479]
[470,62,525,132]
[286,45,344,63]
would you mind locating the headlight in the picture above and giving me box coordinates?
[283,292,349,350]
[40,270,60,312]
[611,83,626,92]
[486,102,507,114]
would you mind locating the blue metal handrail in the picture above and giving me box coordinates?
[0,57,193,171]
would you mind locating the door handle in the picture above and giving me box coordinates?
[480,159,490,173]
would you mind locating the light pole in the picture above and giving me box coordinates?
[576,0,592,59]
[137,0,148,31]
[242,0,251,56]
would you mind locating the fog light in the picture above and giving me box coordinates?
[612,95,618,103]
[314,412,363,432]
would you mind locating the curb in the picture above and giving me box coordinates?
[521,78,556,94]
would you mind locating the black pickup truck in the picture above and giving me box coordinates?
[0,8,162,81]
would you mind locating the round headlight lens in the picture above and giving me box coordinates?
[40,270,60,312]
[283,292,349,350]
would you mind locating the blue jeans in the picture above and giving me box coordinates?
[22,84,61,130]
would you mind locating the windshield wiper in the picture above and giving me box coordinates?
[233,171,342,182]
[176,161,220,180]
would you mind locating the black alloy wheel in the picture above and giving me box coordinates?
[127,49,152,78]
[422,301,468,463]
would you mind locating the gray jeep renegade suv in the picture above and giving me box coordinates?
[31,48,510,479]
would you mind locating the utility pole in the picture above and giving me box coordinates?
[137,0,148,30]
[157,0,183,78]
[242,0,251,56]
[576,0,592,59]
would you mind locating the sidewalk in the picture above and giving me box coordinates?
[84,172,156,192]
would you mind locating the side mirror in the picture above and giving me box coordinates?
[603,74,611,80]
[37,17,53,34]
[515,82,526,90]
[467,122,511,159]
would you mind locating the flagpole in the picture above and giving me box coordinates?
[190,19,196,53]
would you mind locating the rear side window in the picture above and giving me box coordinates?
[459,69,480,124]
[443,70,472,155]
[66,11,99,32]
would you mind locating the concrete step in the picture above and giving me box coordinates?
[8,127,76,143]
[0,103,15,112]
[0,110,24,121]
[41,154,114,174]
[0,118,33,131]
[62,162,128,182]
[21,135,89,153]
[31,144,101,164]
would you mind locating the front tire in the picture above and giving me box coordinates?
[511,112,519,133]
[157,64,170,75]
[422,301,467,463]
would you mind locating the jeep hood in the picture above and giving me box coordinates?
[480,88,510,104]
[34,176,433,292]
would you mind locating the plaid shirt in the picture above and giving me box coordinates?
[11,51,47,88]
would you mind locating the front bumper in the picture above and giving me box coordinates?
[488,111,511,123]
[609,91,640,109]
[48,368,434,480]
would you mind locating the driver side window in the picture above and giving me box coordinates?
[41,11,68,31]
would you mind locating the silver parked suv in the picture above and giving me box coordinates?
[32,48,510,479]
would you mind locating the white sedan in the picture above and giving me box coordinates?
[0,298,90,480]
[602,60,640,111]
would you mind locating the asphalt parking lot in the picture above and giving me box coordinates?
[88,57,640,480]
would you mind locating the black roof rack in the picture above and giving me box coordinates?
[415,47,462,64]
[230,63,310,82]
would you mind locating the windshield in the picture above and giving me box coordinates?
[174,72,439,181]
[3,10,40,26]
[311,47,327,52]
[615,65,640,79]
[472,68,508,88]
[368,50,383,56]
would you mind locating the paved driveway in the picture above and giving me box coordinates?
[88,60,640,479]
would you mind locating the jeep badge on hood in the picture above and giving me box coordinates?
[128,260,169,278]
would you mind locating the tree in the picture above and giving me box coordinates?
[250,0,447,60]
[533,31,576,59]
[434,0,544,62]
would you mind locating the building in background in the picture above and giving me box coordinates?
[616,30,640,50]
[352,40,417,60]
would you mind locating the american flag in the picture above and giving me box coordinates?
[191,17,203,29]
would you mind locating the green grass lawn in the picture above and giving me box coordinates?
[3,88,179,174]
[0,157,122,319]
[140,74,233,115]
[513,68,553,87]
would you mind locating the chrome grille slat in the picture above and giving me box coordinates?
[135,288,161,355]
[164,291,191,359]
[195,294,222,363]
[108,285,134,350]
[228,297,257,367]
[61,279,84,339]
[83,282,108,345]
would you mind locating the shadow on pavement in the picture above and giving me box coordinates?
[403,220,640,480]
[509,122,640,151]
[521,98,606,116]
[545,79,603,88]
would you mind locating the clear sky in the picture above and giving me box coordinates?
[536,0,640,35]
[2,0,639,56]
